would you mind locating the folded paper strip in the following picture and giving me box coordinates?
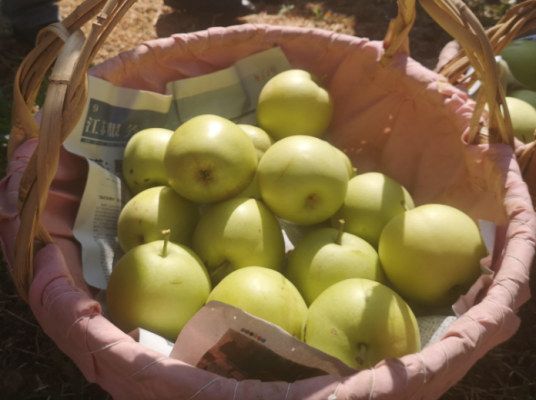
[0,25,533,399]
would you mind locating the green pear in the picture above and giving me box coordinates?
[233,125,273,200]
[258,136,348,225]
[500,41,536,90]
[379,204,488,307]
[192,198,285,286]
[122,128,173,195]
[238,124,274,160]
[304,279,421,369]
[509,89,536,110]
[331,173,414,248]
[164,115,258,203]
[208,267,308,339]
[504,97,536,143]
[286,221,385,305]
[234,173,262,199]
[486,97,536,143]
[257,70,333,140]
[107,231,211,341]
[117,186,199,252]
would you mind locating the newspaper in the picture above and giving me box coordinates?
[171,301,358,380]
[72,161,128,289]
[68,47,292,289]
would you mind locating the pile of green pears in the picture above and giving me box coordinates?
[107,70,488,370]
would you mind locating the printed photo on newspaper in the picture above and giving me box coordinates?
[171,301,358,381]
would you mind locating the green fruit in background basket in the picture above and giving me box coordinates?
[164,115,258,203]
[330,173,414,248]
[509,89,536,110]
[285,222,385,305]
[208,267,308,339]
[192,198,285,286]
[504,97,536,143]
[238,124,274,160]
[107,232,211,342]
[257,70,333,140]
[500,40,536,91]
[117,186,199,252]
[258,136,348,225]
[304,279,420,369]
[379,204,488,308]
[122,128,173,195]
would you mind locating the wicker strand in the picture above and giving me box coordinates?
[12,29,88,301]
[382,0,416,64]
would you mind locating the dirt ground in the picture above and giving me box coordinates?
[0,0,535,399]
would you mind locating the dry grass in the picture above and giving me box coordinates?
[56,0,453,69]
[0,0,534,399]
[59,0,170,65]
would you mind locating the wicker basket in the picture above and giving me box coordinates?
[2,0,535,399]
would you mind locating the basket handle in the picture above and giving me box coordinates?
[436,1,536,203]
[382,0,416,63]
[438,1,536,86]
[9,0,137,301]
[383,0,517,147]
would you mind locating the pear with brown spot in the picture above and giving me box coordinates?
[258,136,348,225]
[165,115,258,203]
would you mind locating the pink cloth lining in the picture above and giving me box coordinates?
[1,24,533,399]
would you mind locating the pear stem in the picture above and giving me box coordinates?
[336,219,345,245]
[401,200,410,212]
[356,343,368,366]
[161,229,171,257]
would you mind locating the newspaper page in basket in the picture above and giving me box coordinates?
[62,46,492,372]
